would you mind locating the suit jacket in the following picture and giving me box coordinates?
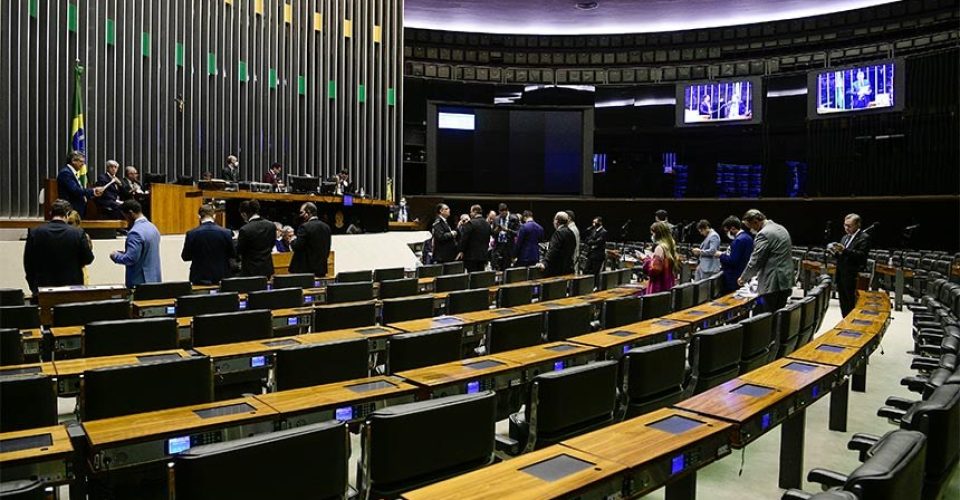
[262,170,280,186]
[458,216,491,262]
[431,216,458,263]
[514,220,544,265]
[494,213,520,246]
[119,177,144,201]
[237,217,276,278]
[290,217,332,277]
[111,217,162,288]
[740,220,794,295]
[94,173,123,216]
[57,166,94,216]
[181,221,235,285]
[544,225,576,277]
[719,231,754,292]
[697,229,722,274]
[584,225,608,261]
[221,164,240,182]
[836,231,871,283]
[23,220,94,294]
[392,205,411,222]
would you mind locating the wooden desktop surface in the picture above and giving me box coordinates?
[0,219,126,230]
[49,326,83,339]
[0,362,57,377]
[53,350,192,376]
[299,326,402,343]
[396,357,522,388]
[401,445,626,500]
[813,328,879,349]
[674,378,793,424]
[661,294,752,324]
[20,328,42,342]
[491,342,597,367]
[787,338,863,368]
[196,188,391,206]
[388,315,467,333]
[254,376,418,414]
[569,318,688,349]
[0,425,73,464]
[738,358,837,391]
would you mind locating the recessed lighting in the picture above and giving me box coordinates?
[576,1,599,11]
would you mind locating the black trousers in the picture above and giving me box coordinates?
[838,274,858,317]
[758,289,792,314]
[586,258,604,288]
[464,260,486,273]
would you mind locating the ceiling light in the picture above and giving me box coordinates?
[575,1,599,11]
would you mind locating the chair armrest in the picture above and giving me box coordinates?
[900,376,930,394]
[910,357,940,371]
[494,434,520,457]
[884,396,916,410]
[807,469,848,489]
[781,489,814,500]
[877,406,907,422]
[848,433,881,462]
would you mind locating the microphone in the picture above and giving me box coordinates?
[620,219,632,231]
[862,222,879,234]
[903,224,919,231]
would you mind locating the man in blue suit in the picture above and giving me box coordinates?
[718,215,754,294]
[110,200,162,288]
[57,151,103,217]
[181,204,235,285]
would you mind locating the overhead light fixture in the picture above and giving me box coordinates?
[576,1,599,10]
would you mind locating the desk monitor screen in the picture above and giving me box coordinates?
[137,353,183,364]
[263,339,300,348]
[816,344,847,353]
[357,326,392,335]
[193,402,256,419]
[519,454,595,483]
[287,317,299,326]
[731,383,775,398]
[783,361,818,373]
[545,344,579,352]
[671,454,686,475]
[851,319,873,326]
[837,330,862,338]
[0,433,53,454]
[466,380,481,394]
[609,330,634,337]
[431,316,463,325]
[346,380,397,393]
[862,310,880,316]
[335,406,353,421]
[166,306,176,315]
[250,356,266,368]
[343,195,353,206]
[647,415,705,435]
[553,361,565,371]
[167,436,192,454]
[492,309,516,315]
[463,360,505,370]
[289,175,320,194]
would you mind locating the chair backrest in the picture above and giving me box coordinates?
[274,338,369,391]
[0,306,40,330]
[313,301,378,331]
[738,312,775,373]
[468,271,496,289]
[900,383,960,482]
[570,275,594,296]
[524,360,618,448]
[797,296,819,346]
[0,329,25,366]
[602,296,640,329]
[639,291,673,320]
[434,273,469,293]
[388,327,462,373]
[381,296,435,325]
[775,301,803,357]
[619,268,634,285]
[688,324,744,394]
[546,303,593,342]
[671,283,696,311]
[174,421,348,500]
[0,479,49,499]
[446,289,489,315]
[360,392,496,498]
[191,310,273,347]
[442,262,465,275]
[379,278,419,299]
[84,317,179,357]
[539,280,568,301]
[527,266,545,280]
[487,313,544,354]
[0,289,25,306]
[709,272,724,300]
[497,284,533,308]
[845,430,926,500]
[272,273,317,290]
[133,281,193,301]
[324,282,374,304]
[373,267,406,283]
[622,340,687,417]
[176,292,240,318]
[417,264,444,279]
[693,279,713,306]
[0,375,57,432]
[219,276,269,293]
[336,270,373,283]
[52,299,130,327]
[599,270,620,291]
[246,287,303,311]
[503,267,529,284]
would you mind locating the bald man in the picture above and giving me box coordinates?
[833,213,871,317]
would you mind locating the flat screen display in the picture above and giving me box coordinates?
[677,79,760,126]
[811,61,899,116]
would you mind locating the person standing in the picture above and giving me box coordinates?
[181,204,235,285]
[692,219,721,280]
[393,197,411,223]
[57,151,104,217]
[738,209,794,313]
[431,203,458,264]
[565,210,580,273]
[492,203,520,271]
[110,200,162,288]
[540,212,576,277]
[23,199,95,294]
[514,210,544,267]
[236,200,276,278]
[718,216,754,293]
[642,221,679,294]
[94,160,124,220]
[458,205,492,273]
[584,216,608,286]
[222,155,240,182]
[290,202,332,277]
[832,213,871,317]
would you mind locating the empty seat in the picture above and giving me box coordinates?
[486,313,544,354]
[219,276,268,293]
[497,284,532,308]
[381,296,435,325]
[176,292,240,318]
[600,270,620,290]
[527,266,544,280]
[52,299,131,328]
[84,317,179,357]
[0,329,25,366]
[539,280,568,301]
[434,273,468,293]
[246,288,303,311]
[417,264,443,279]
[336,270,373,283]
[0,289,25,306]
[671,283,696,311]
[686,324,744,395]
[446,289,489,315]
[546,303,593,342]
[775,301,803,357]
[358,392,496,498]
[0,306,40,330]
[0,375,57,432]
[272,273,317,290]
[506,361,618,453]
[388,327,462,373]
[313,301,377,331]
[379,278,419,299]
[570,275,594,296]
[693,279,713,305]
[191,310,273,347]
[796,295,818,347]
[374,267,406,283]
[738,312,776,373]
[639,291,673,320]
[621,340,688,417]
[274,338,368,390]
[503,267,528,284]
[468,271,496,289]
[324,282,374,304]
[133,281,193,301]
[442,262,465,275]
[602,296,640,329]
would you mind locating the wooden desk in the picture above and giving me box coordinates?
[0,218,126,240]
[661,294,754,330]
[569,318,690,360]
[396,356,524,399]
[301,325,402,354]
[388,315,467,333]
[871,264,912,310]
[254,375,418,426]
[491,342,599,382]
[36,285,129,325]
[0,424,74,486]
[0,362,57,379]
[52,349,193,396]
[389,221,421,231]
[49,326,84,355]
[402,445,626,500]
[562,408,734,499]
[82,396,277,472]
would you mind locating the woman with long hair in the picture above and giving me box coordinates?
[65,209,92,285]
[643,221,679,293]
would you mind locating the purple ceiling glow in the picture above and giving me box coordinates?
[404,0,901,35]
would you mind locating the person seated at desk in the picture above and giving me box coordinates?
[275,225,295,253]
[222,155,240,182]
[262,162,283,189]
[110,200,162,288]
[94,160,124,220]
[23,199,95,294]
[330,169,352,195]
[120,166,147,199]
[236,199,276,277]
[290,202,332,277]
[57,151,104,217]
[392,197,412,222]
[181,204,235,285]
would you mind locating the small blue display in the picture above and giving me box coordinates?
[250,356,266,368]
[761,413,771,430]
[553,361,564,371]
[335,406,353,421]
[287,317,299,326]
[167,436,191,454]
[165,306,176,315]
[209,290,217,295]
[671,454,686,475]
[666,333,673,341]
[812,386,820,398]
[239,300,248,309]
[343,195,353,206]
[623,345,631,354]
[304,296,314,303]
[466,381,480,394]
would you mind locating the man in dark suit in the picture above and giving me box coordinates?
[94,160,124,219]
[514,210,544,267]
[23,199,95,294]
[181,204,235,285]
[492,203,521,271]
[431,203,458,264]
[236,199,276,278]
[290,202,332,277]
[719,216,754,293]
[540,211,576,277]
[222,155,240,182]
[833,213,872,317]
[584,216,608,287]
[457,204,491,273]
[57,151,103,217]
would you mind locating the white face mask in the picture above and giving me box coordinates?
[650,235,656,243]
[728,231,737,240]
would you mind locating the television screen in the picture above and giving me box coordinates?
[810,60,900,117]
[677,79,759,126]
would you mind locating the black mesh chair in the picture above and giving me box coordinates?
[639,291,673,320]
[685,324,744,395]
[446,289,489,315]
[381,296,435,325]
[417,264,443,279]
[434,274,468,293]
[546,303,593,342]
[738,312,776,374]
[84,317,179,357]
[693,279,713,306]
[621,340,688,418]
[602,296,640,329]
[570,275,594,296]
[133,281,192,301]
[497,284,532,308]
[176,292,240,318]
[442,262,465,275]
[0,306,40,330]
[324,282,374,304]
[274,338,369,390]
[379,278,419,299]
[388,327,462,373]
[796,295,819,347]
[775,301,804,357]
[486,313,544,354]
[503,267,529,284]
[313,301,377,331]
[671,283,696,311]
[504,361,618,454]
[52,299,130,327]
[219,276,269,293]
[374,267,406,283]
[539,280,568,301]
[0,329,25,366]
[272,273,317,290]
[469,271,497,289]
[336,270,373,283]
[246,288,303,311]
[0,375,57,432]
[0,289,25,306]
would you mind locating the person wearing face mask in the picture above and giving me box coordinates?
[584,216,608,287]
[718,215,754,293]
[393,197,411,223]
[642,221,679,294]
[431,203,458,264]
[691,219,721,281]
[236,199,276,277]
[290,202,332,277]
[222,155,241,182]
[738,209,794,312]
[539,211,576,277]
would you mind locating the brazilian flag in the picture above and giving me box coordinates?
[71,62,87,186]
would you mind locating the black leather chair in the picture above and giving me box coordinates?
[468,271,496,289]
[0,306,40,330]
[639,291,673,320]
[442,262,465,275]
[434,273,468,293]
[373,267,406,283]
[539,280,568,301]
[388,327,462,373]
[738,312,776,374]
[192,310,273,347]
[0,329,25,366]
[133,281,193,301]
[546,303,593,341]
[601,296,640,329]
[570,275,594,296]
[324,282,374,304]
[671,283,696,311]
[246,288,303,310]
[685,324,744,395]
[219,276,268,293]
[52,299,130,327]
[775,301,803,357]
[417,264,443,279]
[272,273,317,290]
[503,267,528,284]
[446,289,489,315]
[0,375,57,432]
[274,338,368,390]
[503,361,618,454]
[486,313,544,354]
[379,278,420,299]
[313,300,377,331]
[497,284,532,308]
[358,392,496,498]
[796,295,819,347]
[336,270,373,283]
[84,317,179,357]
[599,270,620,291]
[0,289,25,306]
[176,292,240,318]
[527,266,545,281]
[621,340,688,418]
[0,479,50,499]
[692,279,712,305]
[381,296,434,324]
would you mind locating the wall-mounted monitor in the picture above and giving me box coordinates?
[808,59,903,118]
[676,78,761,126]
